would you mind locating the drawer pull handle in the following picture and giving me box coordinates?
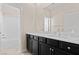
[67,47,71,50]
[34,37,38,39]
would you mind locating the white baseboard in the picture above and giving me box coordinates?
[21,48,28,53]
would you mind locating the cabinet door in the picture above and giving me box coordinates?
[47,38,59,47]
[27,35,32,53]
[60,41,79,55]
[27,34,31,52]
[27,39,32,53]
[39,42,53,55]
[29,39,32,53]
[27,36,30,51]
[32,39,38,55]
[54,48,70,55]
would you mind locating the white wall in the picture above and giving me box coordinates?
[20,6,36,51]
[20,4,46,52]
[50,12,64,32]
[48,4,79,33]
[64,11,79,33]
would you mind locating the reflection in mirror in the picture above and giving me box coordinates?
[44,16,51,32]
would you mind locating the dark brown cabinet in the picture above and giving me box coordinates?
[47,38,59,47]
[39,42,70,55]
[26,34,29,50]
[59,41,79,54]
[32,38,39,55]
[26,34,39,55]
[26,34,79,55]
[39,37,46,43]
[26,34,32,53]
[54,48,70,55]
[39,42,53,55]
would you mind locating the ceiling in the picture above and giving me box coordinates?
[47,3,79,13]
[4,3,51,9]
[3,3,79,13]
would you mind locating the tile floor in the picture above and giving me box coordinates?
[0,51,31,55]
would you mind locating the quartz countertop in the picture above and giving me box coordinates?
[27,32,79,44]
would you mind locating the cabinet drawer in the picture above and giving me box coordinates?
[30,35,34,39]
[47,38,59,47]
[54,48,70,55]
[39,37,46,43]
[39,42,52,55]
[60,41,79,54]
[34,36,38,40]
[32,39,38,55]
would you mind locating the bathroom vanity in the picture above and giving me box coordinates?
[26,33,79,55]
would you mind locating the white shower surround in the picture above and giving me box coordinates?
[0,4,21,53]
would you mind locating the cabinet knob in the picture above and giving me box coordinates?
[50,48,52,50]
[67,47,71,50]
[52,49,54,51]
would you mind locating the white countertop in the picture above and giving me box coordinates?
[27,32,79,44]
